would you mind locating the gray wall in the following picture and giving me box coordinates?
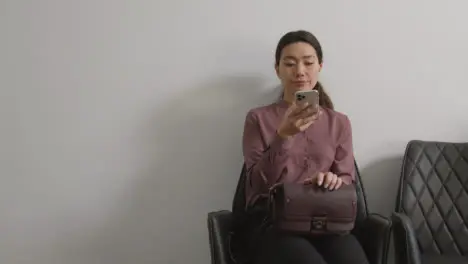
[2,0,468,263]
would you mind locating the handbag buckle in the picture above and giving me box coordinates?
[311,217,327,230]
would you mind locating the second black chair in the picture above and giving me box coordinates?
[392,140,468,264]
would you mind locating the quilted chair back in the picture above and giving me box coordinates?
[396,140,468,256]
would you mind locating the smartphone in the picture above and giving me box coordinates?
[295,90,319,108]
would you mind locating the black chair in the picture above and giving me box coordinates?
[207,160,392,264]
[392,140,468,264]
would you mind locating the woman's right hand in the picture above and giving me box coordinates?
[277,102,321,138]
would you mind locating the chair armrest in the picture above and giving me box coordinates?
[207,210,235,264]
[391,212,421,264]
[355,213,392,264]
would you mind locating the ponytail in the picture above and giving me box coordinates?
[277,81,334,110]
[314,82,334,110]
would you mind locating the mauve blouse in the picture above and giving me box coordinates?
[242,100,355,207]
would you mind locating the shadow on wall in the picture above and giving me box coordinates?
[360,156,403,216]
[59,76,281,264]
[360,156,404,264]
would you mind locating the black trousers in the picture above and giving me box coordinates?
[247,227,370,264]
[238,201,370,264]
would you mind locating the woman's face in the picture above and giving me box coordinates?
[275,42,322,101]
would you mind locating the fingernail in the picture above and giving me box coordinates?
[324,184,328,188]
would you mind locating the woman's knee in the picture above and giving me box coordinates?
[254,232,326,264]
[314,234,369,264]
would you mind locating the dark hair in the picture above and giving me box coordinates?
[275,30,334,110]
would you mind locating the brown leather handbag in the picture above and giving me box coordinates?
[268,182,358,235]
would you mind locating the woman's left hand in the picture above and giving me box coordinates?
[304,172,343,191]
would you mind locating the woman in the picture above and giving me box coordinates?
[241,30,370,264]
